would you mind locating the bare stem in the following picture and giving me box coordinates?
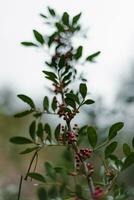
[18,175,23,200]
[24,150,39,181]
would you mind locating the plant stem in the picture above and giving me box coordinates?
[18,175,23,200]
[94,139,109,151]
[24,150,39,181]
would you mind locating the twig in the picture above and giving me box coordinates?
[24,150,39,181]
[18,175,23,200]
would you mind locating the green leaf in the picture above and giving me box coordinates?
[66,93,79,104]
[33,30,45,45]
[108,155,123,171]
[44,162,56,180]
[48,32,57,46]
[14,110,33,118]
[44,123,51,142]
[105,142,117,158]
[37,187,48,200]
[21,42,38,47]
[83,99,95,105]
[43,70,57,79]
[86,51,101,62]
[72,13,81,25]
[17,94,35,109]
[40,14,47,19]
[122,152,134,171]
[28,172,46,183]
[10,137,33,145]
[54,124,61,141]
[43,70,58,84]
[87,126,97,148]
[62,12,69,26]
[43,96,49,111]
[51,96,57,112]
[108,122,124,140]
[58,55,65,68]
[74,46,83,60]
[65,97,76,109]
[79,83,87,98]
[62,72,72,83]
[20,147,39,154]
[48,7,55,16]
[132,137,134,148]
[37,123,44,141]
[123,143,131,156]
[55,23,64,32]
[29,120,36,140]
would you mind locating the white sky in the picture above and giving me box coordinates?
[0,0,134,106]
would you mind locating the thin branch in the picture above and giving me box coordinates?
[18,175,23,200]
[24,150,39,181]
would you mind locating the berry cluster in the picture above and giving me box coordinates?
[67,131,77,144]
[75,148,92,171]
[92,187,104,199]
[57,103,66,117]
[57,104,75,120]
[79,148,92,160]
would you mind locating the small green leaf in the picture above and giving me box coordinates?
[54,124,61,141]
[108,122,124,140]
[17,94,35,109]
[10,137,33,145]
[51,96,57,112]
[74,46,83,60]
[20,147,39,154]
[62,72,72,83]
[14,110,33,118]
[123,143,131,156]
[105,142,117,158]
[40,14,47,19]
[86,51,101,62]
[44,162,56,180]
[28,172,46,183]
[21,42,38,47]
[43,70,57,79]
[108,155,123,170]
[43,96,49,111]
[55,23,64,32]
[122,152,134,171]
[72,13,81,25]
[33,30,45,45]
[48,32,57,46]
[62,12,69,26]
[29,121,36,140]
[43,70,58,84]
[66,93,79,104]
[65,97,76,109]
[48,7,55,16]
[87,126,97,148]
[79,83,87,98]
[38,187,48,200]
[58,55,65,68]
[37,123,44,141]
[44,123,51,142]
[83,99,95,105]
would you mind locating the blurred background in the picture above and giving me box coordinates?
[0,0,134,199]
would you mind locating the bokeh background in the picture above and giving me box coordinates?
[0,0,134,199]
